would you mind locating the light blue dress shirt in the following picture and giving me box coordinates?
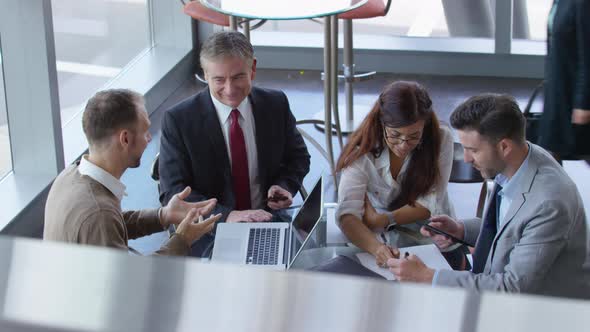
[494,146,531,228]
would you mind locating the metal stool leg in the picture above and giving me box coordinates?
[331,16,343,150]
[243,19,251,40]
[323,17,337,187]
[316,19,375,135]
[343,19,354,129]
[229,15,238,30]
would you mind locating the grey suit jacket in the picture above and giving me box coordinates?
[436,144,590,299]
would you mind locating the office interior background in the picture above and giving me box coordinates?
[1,1,589,331]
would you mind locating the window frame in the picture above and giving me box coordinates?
[0,0,192,230]
[249,0,544,79]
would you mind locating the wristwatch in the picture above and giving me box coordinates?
[385,213,397,232]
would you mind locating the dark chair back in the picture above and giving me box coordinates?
[450,143,483,183]
[151,152,160,182]
[449,142,489,218]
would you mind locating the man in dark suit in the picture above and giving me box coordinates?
[159,31,310,256]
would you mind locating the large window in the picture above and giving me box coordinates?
[255,0,551,48]
[255,0,451,37]
[0,0,190,230]
[511,0,552,55]
[52,0,151,125]
[516,0,552,41]
[0,45,12,180]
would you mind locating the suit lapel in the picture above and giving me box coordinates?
[249,88,270,190]
[489,146,539,265]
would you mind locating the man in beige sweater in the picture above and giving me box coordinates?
[44,89,221,255]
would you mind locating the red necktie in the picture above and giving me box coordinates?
[229,109,251,210]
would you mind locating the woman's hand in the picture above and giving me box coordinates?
[372,244,400,267]
[362,197,387,230]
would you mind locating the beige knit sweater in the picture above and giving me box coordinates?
[44,164,188,256]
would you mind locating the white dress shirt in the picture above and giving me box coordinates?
[78,155,127,201]
[210,92,262,209]
[336,126,456,224]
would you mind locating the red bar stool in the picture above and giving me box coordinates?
[181,0,230,83]
[181,0,267,40]
[182,0,230,28]
[337,0,392,134]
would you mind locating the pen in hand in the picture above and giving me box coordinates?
[380,232,399,259]
[380,232,388,244]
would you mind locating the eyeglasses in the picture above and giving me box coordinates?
[382,127,422,146]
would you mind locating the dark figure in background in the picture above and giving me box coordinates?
[538,0,590,162]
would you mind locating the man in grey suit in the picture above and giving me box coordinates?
[387,94,590,299]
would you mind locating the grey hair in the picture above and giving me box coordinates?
[199,31,254,66]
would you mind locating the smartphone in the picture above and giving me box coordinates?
[422,224,473,247]
[268,192,289,202]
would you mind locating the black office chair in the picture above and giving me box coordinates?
[149,152,175,237]
[150,152,160,184]
[449,142,491,218]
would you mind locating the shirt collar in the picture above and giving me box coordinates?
[374,149,390,170]
[78,155,127,201]
[494,143,532,198]
[374,148,413,170]
[209,91,251,124]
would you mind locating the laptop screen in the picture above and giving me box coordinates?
[288,176,323,267]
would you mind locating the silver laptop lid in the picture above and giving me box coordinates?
[287,176,323,268]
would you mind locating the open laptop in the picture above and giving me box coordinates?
[211,176,323,269]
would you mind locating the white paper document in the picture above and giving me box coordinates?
[356,252,396,280]
[355,244,452,280]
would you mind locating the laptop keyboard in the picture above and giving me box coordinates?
[246,228,280,265]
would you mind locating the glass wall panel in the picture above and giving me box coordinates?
[0,44,13,180]
[52,0,151,125]
[511,0,552,55]
[514,0,552,41]
[254,0,506,39]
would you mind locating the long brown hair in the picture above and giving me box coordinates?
[336,81,442,208]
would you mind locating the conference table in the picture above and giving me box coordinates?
[1,234,588,331]
[200,0,368,182]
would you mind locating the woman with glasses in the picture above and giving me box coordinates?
[335,81,454,267]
